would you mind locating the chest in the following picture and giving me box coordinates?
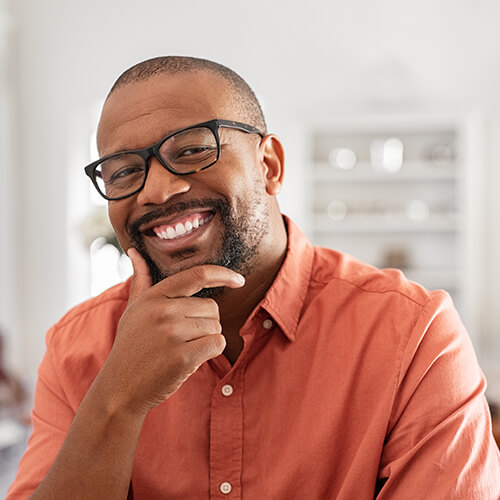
[129,325,396,499]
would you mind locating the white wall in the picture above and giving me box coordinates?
[3,0,500,383]
[482,114,500,402]
[0,0,20,373]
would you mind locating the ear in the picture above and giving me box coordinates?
[259,134,285,196]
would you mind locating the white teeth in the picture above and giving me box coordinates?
[155,214,212,240]
[175,223,186,236]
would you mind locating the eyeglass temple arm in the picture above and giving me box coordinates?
[217,119,264,137]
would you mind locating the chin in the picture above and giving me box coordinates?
[148,247,221,284]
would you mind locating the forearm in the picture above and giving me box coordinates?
[30,373,146,500]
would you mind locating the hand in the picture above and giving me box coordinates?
[100,248,245,416]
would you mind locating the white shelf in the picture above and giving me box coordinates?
[305,113,482,343]
[312,161,458,183]
[313,214,458,234]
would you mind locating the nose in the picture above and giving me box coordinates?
[136,157,191,206]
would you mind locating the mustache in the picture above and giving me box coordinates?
[128,198,230,241]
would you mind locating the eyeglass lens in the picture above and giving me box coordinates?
[94,126,218,199]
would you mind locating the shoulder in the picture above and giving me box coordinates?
[40,280,131,408]
[309,245,437,308]
[29,280,132,411]
[303,246,467,398]
[303,245,456,354]
[46,279,131,368]
[53,279,131,331]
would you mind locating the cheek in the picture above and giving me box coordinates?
[108,202,131,243]
[200,162,246,199]
[214,152,264,195]
[209,172,258,215]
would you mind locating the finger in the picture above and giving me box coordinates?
[163,297,220,320]
[169,317,222,342]
[127,247,153,302]
[156,265,245,298]
[185,333,227,367]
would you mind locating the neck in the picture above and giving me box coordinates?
[216,217,288,363]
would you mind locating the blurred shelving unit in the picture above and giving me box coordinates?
[305,114,484,344]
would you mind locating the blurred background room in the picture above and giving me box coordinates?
[1,0,500,493]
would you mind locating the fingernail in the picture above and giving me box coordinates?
[236,274,245,285]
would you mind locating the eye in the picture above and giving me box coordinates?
[161,128,218,168]
[109,165,144,183]
[177,145,216,157]
[170,145,218,166]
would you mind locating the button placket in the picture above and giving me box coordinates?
[210,370,243,498]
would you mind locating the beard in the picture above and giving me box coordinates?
[127,195,269,297]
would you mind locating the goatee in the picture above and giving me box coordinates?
[127,197,267,297]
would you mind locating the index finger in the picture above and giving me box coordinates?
[127,247,153,303]
[154,265,245,298]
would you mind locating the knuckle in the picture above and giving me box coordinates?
[198,318,211,332]
[198,318,221,334]
[191,334,225,361]
[210,334,226,353]
[160,307,178,323]
[171,349,195,373]
[204,298,220,315]
[205,297,217,307]
[190,318,205,332]
[211,320,222,334]
[157,300,182,322]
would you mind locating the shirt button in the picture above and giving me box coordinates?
[220,481,232,494]
[221,384,234,397]
[263,319,273,329]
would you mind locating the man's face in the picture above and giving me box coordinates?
[97,72,275,286]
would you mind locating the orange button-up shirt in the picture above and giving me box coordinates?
[8,218,500,499]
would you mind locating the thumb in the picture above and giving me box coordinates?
[127,247,153,303]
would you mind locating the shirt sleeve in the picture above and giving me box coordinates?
[6,326,75,500]
[377,292,500,499]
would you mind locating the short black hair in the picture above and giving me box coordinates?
[108,56,267,134]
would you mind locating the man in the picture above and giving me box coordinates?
[7,56,500,499]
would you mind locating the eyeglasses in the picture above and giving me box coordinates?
[84,119,264,201]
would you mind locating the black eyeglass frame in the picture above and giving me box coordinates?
[84,118,264,201]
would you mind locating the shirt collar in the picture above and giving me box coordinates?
[258,216,314,342]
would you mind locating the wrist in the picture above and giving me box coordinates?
[84,366,150,424]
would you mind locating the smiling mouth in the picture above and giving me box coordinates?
[147,211,215,241]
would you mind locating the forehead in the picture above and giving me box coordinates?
[97,71,238,155]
